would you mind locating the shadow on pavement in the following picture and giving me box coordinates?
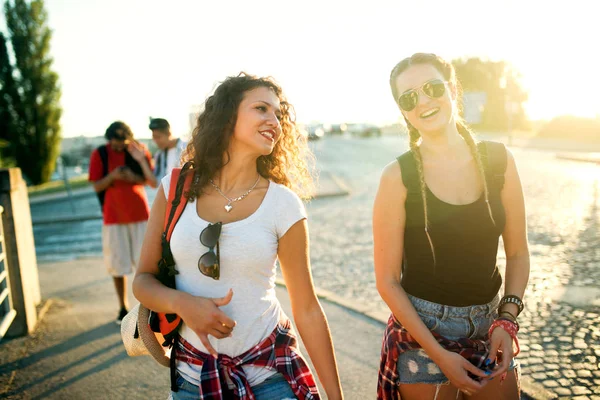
[1,321,123,398]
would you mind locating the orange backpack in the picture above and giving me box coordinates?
[149,162,194,345]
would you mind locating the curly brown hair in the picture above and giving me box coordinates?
[181,72,314,199]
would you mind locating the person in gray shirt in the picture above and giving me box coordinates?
[149,117,187,180]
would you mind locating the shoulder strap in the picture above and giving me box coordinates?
[98,145,109,177]
[478,141,507,193]
[163,162,194,241]
[397,150,420,194]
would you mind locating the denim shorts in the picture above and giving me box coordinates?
[397,293,518,384]
[170,372,297,400]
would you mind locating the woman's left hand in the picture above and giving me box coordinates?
[127,141,146,163]
[486,326,514,379]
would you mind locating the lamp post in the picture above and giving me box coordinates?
[57,156,76,213]
[499,74,513,146]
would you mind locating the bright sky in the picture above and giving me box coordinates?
[2,0,599,138]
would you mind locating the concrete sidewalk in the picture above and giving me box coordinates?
[0,258,382,399]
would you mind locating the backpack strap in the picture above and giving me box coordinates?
[163,162,194,241]
[159,162,194,279]
[150,162,194,343]
[96,145,109,213]
[477,141,507,194]
[98,145,109,177]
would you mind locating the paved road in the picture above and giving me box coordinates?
[29,136,600,398]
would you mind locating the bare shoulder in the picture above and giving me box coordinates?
[505,147,516,165]
[503,147,520,178]
[374,158,407,207]
[380,159,406,190]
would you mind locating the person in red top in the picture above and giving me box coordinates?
[89,121,157,324]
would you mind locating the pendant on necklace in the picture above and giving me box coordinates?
[224,204,233,213]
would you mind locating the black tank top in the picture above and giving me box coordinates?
[398,141,506,306]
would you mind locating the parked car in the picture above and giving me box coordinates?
[299,124,325,141]
[326,123,347,135]
[347,123,382,137]
[308,125,325,140]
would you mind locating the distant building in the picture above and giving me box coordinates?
[59,136,155,169]
[60,136,106,153]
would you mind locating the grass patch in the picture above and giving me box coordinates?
[28,174,91,198]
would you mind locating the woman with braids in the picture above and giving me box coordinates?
[133,73,343,399]
[374,53,529,399]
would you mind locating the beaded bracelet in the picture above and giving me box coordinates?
[488,319,520,357]
[497,316,520,331]
[499,295,524,316]
[499,310,517,321]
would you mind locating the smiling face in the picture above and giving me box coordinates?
[230,86,282,156]
[394,63,457,136]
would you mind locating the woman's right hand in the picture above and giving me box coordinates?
[435,350,488,395]
[175,288,236,357]
[109,167,126,182]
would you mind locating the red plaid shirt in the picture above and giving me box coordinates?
[175,318,320,399]
[378,314,489,400]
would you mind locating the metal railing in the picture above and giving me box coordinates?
[0,205,16,341]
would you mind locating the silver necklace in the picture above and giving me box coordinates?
[210,175,261,212]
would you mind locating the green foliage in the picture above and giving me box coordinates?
[0,32,17,167]
[452,58,529,131]
[1,0,62,184]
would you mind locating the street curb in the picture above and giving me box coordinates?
[313,171,351,199]
[275,280,549,400]
[36,298,54,325]
[29,187,94,205]
[556,153,600,164]
[275,278,387,327]
[30,171,352,225]
[29,172,352,205]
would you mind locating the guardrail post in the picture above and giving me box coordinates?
[0,168,41,337]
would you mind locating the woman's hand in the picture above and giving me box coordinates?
[127,140,147,163]
[435,350,488,395]
[486,326,514,379]
[175,288,236,357]
[108,166,126,181]
[120,167,144,183]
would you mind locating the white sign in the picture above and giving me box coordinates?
[462,92,487,124]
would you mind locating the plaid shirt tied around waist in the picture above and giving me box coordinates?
[377,313,489,400]
[175,317,320,399]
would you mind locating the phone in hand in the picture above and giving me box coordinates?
[468,353,496,381]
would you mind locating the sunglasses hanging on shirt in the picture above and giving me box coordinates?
[198,222,222,280]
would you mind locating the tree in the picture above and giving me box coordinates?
[0,32,17,167]
[1,0,62,184]
[452,58,529,131]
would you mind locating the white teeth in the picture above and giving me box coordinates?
[420,108,438,118]
[260,131,274,140]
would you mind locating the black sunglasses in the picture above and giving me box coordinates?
[198,222,222,280]
[397,79,447,112]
